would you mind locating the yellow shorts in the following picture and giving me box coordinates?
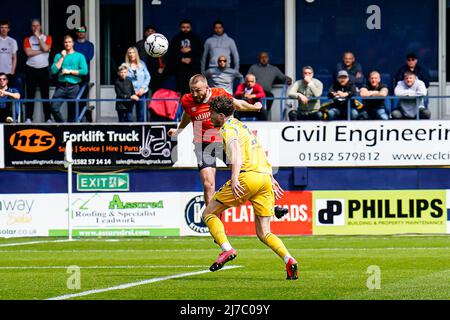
[213,171,275,217]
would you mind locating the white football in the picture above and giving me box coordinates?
[144,33,169,58]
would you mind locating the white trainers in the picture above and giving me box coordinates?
[46,119,53,123]
[25,118,32,124]
[5,116,13,123]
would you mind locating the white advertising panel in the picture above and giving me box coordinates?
[174,121,450,167]
[0,193,185,238]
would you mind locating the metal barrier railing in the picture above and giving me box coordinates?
[5,97,183,123]
[281,95,434,121]
[2,94,439,123]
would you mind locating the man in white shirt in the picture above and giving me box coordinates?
[0,20,18,80]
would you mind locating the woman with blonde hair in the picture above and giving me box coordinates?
[125,46,151,122]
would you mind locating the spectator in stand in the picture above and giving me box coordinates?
[334,51,365,89]
[248,51,292,113]
[359,71,389,120]
[166,19,203,95]
[136,25,155,66]
[136,25,166,95]
[287,65,323,121]
[234,73,267,121]
[326,70,365,120]
[50,35,88,123]
[204,56,243,94]
[114,64,139,122]
[395,52,430,88]
[124,46,150,122]
[23,19,52,123]
[0,20,18,84]
[74,25,94,122]
[392,71,430,120]
[0,72,20,123]
[201,21,239,74]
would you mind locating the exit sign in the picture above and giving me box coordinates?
[77,173,129,191]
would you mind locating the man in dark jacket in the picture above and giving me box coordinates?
[394,52,430,88]
[166,20,203,95]
[327,70,365,120]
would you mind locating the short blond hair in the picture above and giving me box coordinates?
[118,63,128,72]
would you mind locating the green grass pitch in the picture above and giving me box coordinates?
[0,235,448,300]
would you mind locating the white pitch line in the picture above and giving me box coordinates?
[1,247,449,253]
[0,265,210,270]
[46,265,242,300]
[0,239,73,248]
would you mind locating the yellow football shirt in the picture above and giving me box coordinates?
[220,117,272,175]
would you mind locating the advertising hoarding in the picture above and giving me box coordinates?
[313,190,447,235]
[3,124,177,168]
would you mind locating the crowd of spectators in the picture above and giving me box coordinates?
[0,17,433,123]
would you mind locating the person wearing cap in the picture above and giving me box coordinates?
[326,70,365,120]
[334,51,365,89]
[74,25,94,122]
[394,53,430,88]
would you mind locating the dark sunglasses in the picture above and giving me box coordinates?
[218,60,227,62]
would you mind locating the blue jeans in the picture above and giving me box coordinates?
[134,96,148,122]
[328,107,362,120]
[51,84,79,123]
[368,108,389,120]
[117,109,133,122]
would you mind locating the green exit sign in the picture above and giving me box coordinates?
[77,173,130,191]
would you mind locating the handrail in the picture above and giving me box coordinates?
[1,94,443,123]
[75,82,95,123]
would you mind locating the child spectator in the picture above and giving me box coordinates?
[115,64,139,122]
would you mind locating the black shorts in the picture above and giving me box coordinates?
[194,142,227,171]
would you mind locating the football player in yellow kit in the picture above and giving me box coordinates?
[203,95,298,280]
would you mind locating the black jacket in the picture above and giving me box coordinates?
[327,81,358,110]
[114,78,135,111]
[395,64,430,88]
[166,31,203,74]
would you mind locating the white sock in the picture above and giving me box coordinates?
[221,242,232,252]
[284,255,292,264]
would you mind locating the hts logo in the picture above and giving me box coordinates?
[9,129,56,153]
[315,199,345,226]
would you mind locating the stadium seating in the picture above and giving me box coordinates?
[315,74,334,92]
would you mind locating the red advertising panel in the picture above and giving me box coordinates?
[222,191,312,235]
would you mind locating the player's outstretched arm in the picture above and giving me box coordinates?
[232,98,262,112]
[168,112,191,137]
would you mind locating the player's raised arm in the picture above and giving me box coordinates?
[232,98,262,112]
[168,111,191,137]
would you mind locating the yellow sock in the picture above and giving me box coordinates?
[204,214,229,247]
[263,233,290,261]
